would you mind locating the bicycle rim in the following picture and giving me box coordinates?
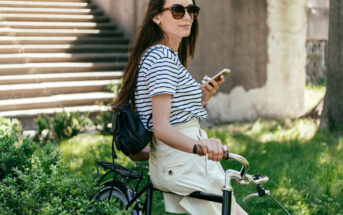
[94,186,143,215]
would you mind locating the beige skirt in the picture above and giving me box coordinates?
[149,119,237,215]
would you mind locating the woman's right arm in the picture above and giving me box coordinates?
[152,94,225,161]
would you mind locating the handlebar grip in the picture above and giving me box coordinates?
[194,144,229,160]
[224,151,230,160]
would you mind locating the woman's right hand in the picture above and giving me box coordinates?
[197,138,227,161]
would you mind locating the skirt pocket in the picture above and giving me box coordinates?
[162,162,185,178]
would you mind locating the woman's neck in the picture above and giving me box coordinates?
[160,36,181,52]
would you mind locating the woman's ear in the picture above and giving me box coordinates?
[153,15,161,25]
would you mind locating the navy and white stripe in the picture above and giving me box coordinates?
[135,44,207,131]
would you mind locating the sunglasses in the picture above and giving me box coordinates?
[160,4,200,19]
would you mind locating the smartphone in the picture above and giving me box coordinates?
[211,68,231,82]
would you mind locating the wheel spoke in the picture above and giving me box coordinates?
[93,183,142,214]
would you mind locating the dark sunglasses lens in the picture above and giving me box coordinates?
[171,5,185,19]
[187,6,199,18]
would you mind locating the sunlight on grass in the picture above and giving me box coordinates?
[206,118,342,214]
[59,134,134,177]
[258,119,317,142]
[56,117,342,214]
[319,142,330,164]
[338,138,343,150]
[304,83,325,112]
[209,118,318,144]
[274,187,311,215]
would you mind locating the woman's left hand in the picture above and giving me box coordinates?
[200,75,225,106]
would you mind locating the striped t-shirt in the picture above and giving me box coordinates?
[134,44,207,131]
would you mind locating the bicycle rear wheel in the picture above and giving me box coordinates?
[93,180,143,215]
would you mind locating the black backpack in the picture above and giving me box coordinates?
[112,105,152,157]
[111,47,156,159]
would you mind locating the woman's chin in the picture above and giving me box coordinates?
[180,32,191,38]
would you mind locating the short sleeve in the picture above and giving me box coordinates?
[144,56,179,97]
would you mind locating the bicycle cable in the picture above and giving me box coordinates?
[267,194,291,215]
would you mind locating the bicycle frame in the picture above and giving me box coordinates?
[122,152,250,215]
[96,150,292,214]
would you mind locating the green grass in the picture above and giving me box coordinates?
[56,84,342,214]
[59,134,134,178]
[58,119,342,214]
[207,119,343,214]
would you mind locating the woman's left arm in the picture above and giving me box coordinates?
[200,75,225,106]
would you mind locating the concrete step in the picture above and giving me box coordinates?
[0,36,130,45]
[0,105,111,130]
[14,0,90,2]
[0,0,126,131]
[20,0,90,2]
[0,105,110,118]
[0,1,95,9]
[0,53,129,64]
[0,21,115,29]
[0,92,114,111]
[0,13,110,22]
[0,7,102,15]
[0,79,120,99]
[0,71,123,84]
[0,28,122,37]
[0,62,126,75]
[0,44,128,53]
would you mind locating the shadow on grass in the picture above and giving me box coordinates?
[219,129,343,215]
[58,120,342,215]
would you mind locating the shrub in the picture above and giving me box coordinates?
[0,132,34,181]
[0,130,127,215]
[105,79,123,95]
[34,111,93,143]
[93,111,113,135]
[0,117,22,138]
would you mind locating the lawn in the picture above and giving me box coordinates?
[58,83,343,214]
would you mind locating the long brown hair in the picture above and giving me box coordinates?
[111,0,199,111]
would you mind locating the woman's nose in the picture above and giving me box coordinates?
[183,10,192,20]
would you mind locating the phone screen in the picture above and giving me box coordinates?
[212,68,231,82]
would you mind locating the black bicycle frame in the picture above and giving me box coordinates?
[124,152,248,214]
[125,176,233,215]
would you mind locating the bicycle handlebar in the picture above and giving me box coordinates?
[225,152,249,179]
[226,152,269,185]
[195,146,268,186]
[194,145,249,180]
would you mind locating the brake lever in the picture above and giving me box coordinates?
[243,193,259,201]
[243,184,270,202]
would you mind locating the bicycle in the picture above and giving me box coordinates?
[92,151,291,215]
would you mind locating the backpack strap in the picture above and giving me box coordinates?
[146,113,152,130]
[128,45,161,103]
[112,136,118,161]
[129,46,160,131]
[111,46,160,161]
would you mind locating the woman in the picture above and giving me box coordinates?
[112,0,247,214]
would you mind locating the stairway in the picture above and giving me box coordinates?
[0,0,128,129]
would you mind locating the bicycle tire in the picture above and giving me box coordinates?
[93,180,143,215]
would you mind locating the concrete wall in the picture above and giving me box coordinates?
[91,0,149,37]
[307,0,329,40]
[92,0,307,121]
[203,0,307,121]
[190,0,269,93]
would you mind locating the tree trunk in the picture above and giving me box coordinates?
[320,0,343,130]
